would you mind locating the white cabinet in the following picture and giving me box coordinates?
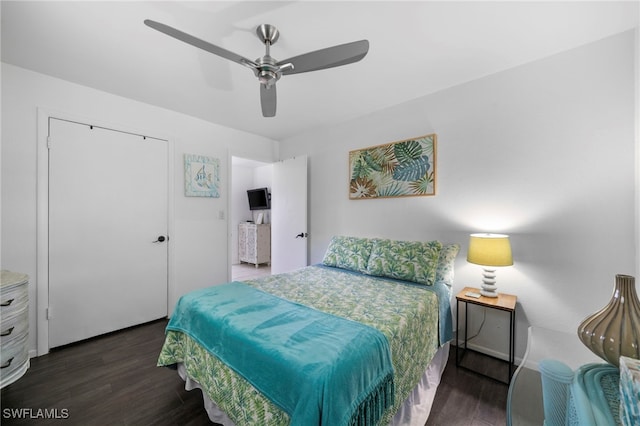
[239,223,271,267]
[1,270,29,389]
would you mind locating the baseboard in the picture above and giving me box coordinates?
[454,340,523,366]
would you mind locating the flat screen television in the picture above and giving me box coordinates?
[247,187,270,210]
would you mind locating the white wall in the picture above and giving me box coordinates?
[279,31,637,360]
[1,63,278,354]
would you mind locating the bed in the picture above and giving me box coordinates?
[158,236,460,425]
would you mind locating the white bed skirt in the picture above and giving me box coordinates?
[176,342,450,426]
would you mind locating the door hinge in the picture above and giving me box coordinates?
[47,136,52,149]
[46,307,52,320]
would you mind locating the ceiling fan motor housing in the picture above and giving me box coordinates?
[255,55,281,87]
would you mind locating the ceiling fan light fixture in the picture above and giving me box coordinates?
[258,70,278,87]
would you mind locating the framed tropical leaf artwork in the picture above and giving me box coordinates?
[349,134,437,199]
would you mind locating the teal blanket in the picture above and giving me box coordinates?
[167,281,394,426]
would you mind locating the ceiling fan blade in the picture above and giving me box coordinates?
[260,84,277,117]
[144,19,258,71]
[278,40,369,75]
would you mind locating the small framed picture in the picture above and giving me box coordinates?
[184,154,220,197]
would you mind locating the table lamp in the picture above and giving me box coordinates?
[467,233,513,297]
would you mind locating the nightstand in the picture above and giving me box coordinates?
[455,286,517,384]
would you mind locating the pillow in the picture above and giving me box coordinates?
[435,243,461,286]
[322,236,374,273]
[367,239,442,285]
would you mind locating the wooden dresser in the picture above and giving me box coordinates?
[1,270,29,389]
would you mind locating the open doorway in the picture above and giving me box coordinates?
[230,156,273,281]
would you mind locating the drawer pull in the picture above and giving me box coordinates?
[0,299,15,307]
[0,357,14,369]
[1,327,15,337]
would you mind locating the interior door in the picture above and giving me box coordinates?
[48,118,168,348]
[271,156,308,274]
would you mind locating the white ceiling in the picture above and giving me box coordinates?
[2,1,638,141]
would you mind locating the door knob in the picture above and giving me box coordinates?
[153,236,167,243]
[295,232,308,238]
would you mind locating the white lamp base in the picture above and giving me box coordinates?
[480,268,499,298]
[480,287,498,298]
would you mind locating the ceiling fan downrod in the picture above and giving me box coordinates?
[254,24,292,87]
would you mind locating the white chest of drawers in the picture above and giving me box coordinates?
[1,270,29,389]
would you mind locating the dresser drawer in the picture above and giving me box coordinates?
[0,304,28,346]
[0,332,28,377]
[1,271,28,316]
[0,287,28,316]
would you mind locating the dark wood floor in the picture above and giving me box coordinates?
[426,349,509,425]
[1,319,507,425]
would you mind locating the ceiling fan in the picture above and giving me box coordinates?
[144,20,369,117]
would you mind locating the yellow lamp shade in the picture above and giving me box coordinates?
[467,233,513,267]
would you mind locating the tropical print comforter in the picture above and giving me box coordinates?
[158,265,446,425]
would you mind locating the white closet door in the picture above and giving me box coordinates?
[271,156,308,274]
[48,118,168,348]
